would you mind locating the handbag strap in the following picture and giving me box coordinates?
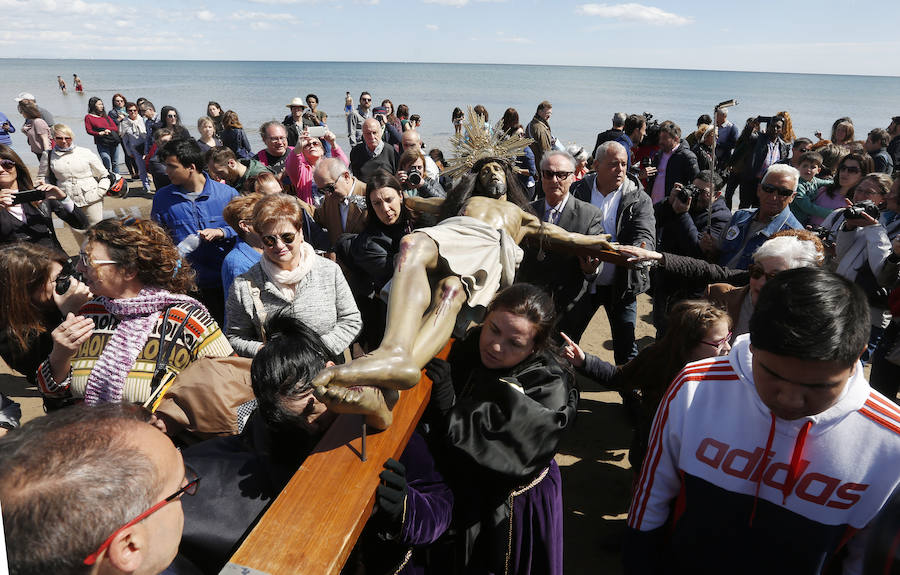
[149,304,200,393]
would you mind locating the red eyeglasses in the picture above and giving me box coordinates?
[700,332,732,350]
[83,466,200,565]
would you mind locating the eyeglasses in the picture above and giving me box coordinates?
[840,165,861,174]
[54,136,72,142]
[261,232,296,248]
[749,263,779,281]
[360,98,372,102]
[700,332,732,350]
[302,139,322,148]
[127,108,138,113]
[759,183,794,197]
[541,170,573,181]
[78,251,118,267]
[166,113,178,118]
[0,158,15,171]
[84,466,200,565]
[319,182,337,196]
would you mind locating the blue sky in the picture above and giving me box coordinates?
[2,0,898,76]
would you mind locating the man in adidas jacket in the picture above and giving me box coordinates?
[624,267,900,574]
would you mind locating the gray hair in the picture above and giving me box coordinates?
[259,120,286,140]
[753,235,822,268]
[612,112,626,128]
[565,144,589,164]
[594,140,627,162]
[315,157,348,181]
[762,163,800,192]
[540,150,576,171]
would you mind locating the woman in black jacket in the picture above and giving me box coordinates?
[0,144,89,250]
[344,170,413,349]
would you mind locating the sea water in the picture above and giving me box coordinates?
[2,58,899,163]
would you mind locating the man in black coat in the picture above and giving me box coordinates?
[644,120,700,205]
[517,150,605,321]
[743,114,790,208]
[568,141,656,364]
[349,118,397,183]
[652,170,732,335]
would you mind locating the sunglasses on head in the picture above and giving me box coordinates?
[261,232,296,248]
[760,183,794,197]
[749,263,779,281]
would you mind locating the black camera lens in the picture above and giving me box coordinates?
[55,275,72,296]
[407,172,423,187]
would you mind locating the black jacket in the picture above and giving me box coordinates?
[749,133,791,180]
[655,197,731,261]
[571,173,656,299]
[0,199,89,250]
[648,142,700,199]
[517,195,604,314]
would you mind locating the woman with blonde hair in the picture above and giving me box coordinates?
[39,123,108,228]
[225,194,361,357]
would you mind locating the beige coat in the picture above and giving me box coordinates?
[40,146,109,207]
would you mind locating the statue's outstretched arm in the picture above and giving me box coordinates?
[405,196,445,216]
[520,212,617,255]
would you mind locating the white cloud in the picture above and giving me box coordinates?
[196,10,215,21]
[425,24,439,31]
[576,3,692,26]
[231,10,299,22]
[423,0,469,5]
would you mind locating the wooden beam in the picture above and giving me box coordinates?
[222,344,449,575]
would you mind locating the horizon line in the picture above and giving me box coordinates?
[2,57,898,80]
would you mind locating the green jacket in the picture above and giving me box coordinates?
[790,176,832,225]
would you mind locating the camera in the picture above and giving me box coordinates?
[677,184,703,204]
[842,200,880,221]
[805,225,835,250]
[756,116,773,124]
[54,258,82,295]
[407,170,423,188]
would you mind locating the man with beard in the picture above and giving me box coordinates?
[310,153,618,427]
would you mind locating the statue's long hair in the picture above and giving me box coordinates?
[439,158,534,221]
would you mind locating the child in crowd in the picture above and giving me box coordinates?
[788,151,833,225]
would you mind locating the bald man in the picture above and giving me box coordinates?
[401,129,440,180]
[349,118,398,183]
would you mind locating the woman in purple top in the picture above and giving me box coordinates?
[809,152,873,226]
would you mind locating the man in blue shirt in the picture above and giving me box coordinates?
[703,164,803,270]
[151,138,239,324]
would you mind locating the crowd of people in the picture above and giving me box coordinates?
[0,86,899,575]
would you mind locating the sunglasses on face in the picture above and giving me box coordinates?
[840,165,861,174]
[319,182,337,195]
[541,169,573,181]
[0,158,16,170]
[261,232,296,248]
[749,263,779,281]
[760,183,794,197]
[360,98,371,102]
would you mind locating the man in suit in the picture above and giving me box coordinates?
[518,150,605,321]
[312,157,368,246]
[643,120,700,205]
[569,141,656,364]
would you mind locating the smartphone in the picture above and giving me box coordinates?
[12,189,46,204]
[306,126,327,138]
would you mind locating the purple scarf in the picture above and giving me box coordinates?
[83,288,205,405]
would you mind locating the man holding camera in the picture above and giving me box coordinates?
[652,170,732,334]
[704,164,802,270]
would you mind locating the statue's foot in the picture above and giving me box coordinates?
[311,349,422,391]
[314,384,399,430]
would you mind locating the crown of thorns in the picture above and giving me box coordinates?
[441,106,534,180]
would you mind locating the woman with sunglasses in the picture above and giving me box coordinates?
[808,152,873,226]
[158,105,191,140]
[225,194,361,358]
[37,218,233,407]
[39,124,109,229]
[0,244,91,401]
[0,144,89,248]
[561,299,731,471]
[285,128,346,205]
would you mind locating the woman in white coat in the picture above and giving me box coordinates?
[39,123,108,228]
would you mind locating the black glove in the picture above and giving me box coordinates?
[425,358,455,415]
[376,458,408,526]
